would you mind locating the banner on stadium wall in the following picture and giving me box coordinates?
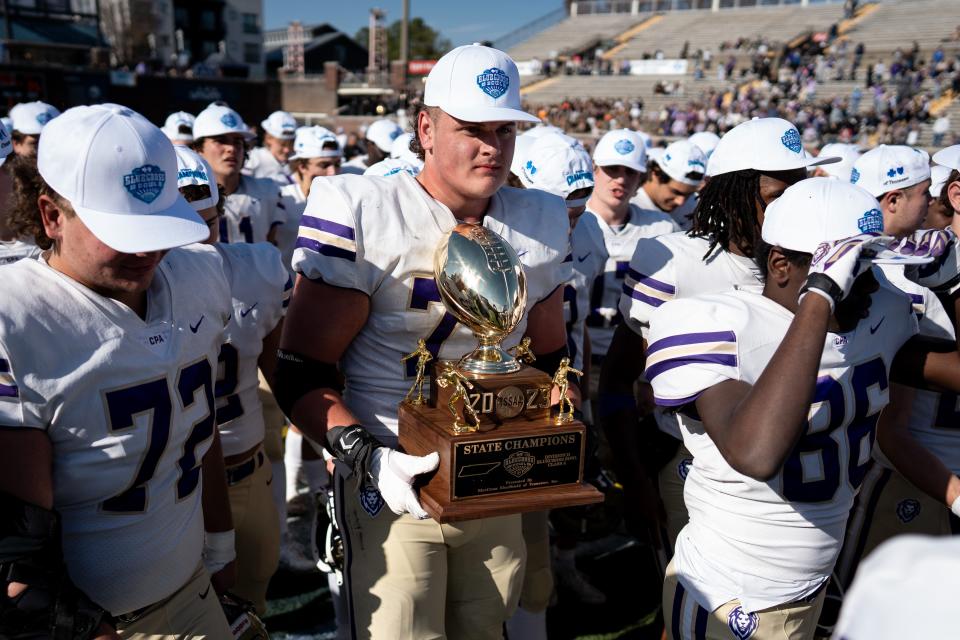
[628,59,688,76]
[407,60,437,75]
[516,61,541,76]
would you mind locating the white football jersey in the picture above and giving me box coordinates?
[221,175,285,245]
[630,185,699,231]
[215,243,291,457]
[620,231,763,438]
[876,265,960,474]
[0,246,232,615]
[567,215,606,371]
[582,205,679,357]
[293,172,570,445]
[278,181,308,274]
[646,285,916,613]
[243,146,293,185]
[0,238,41,265]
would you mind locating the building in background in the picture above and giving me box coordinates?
[1,0,107,66]
[263,23,367,77]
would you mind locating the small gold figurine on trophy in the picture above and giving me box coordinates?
[435,362,481,434]
[551,357,583,424]
[508,337,536,364]
[401,339,433,405]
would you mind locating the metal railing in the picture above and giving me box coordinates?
[493,7,568,52]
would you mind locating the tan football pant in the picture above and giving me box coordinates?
[835,465,957,590]
[658,442,692,564]
[519,510,553,612]
[227,446,280,614]
[335,471,526,640]
[257,371,285,463]
[116,563,232,639]
[663,560,826,640]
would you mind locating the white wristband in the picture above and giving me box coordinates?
[950,495,960,518]
[203,529,236,574]
[798,287,836,312]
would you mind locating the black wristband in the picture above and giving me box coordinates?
[799,273,843,308]
[325,425,382,482]
[274,350,342,418]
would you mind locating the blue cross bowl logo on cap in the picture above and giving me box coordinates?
[727,606,759,640]
[857,208,883,233]
[614,139,635,155]
[850,167,860,184]
[220,113,239,128]
[887,166,905,178]
[476,68,510,99]
[123,164,166,204]
[36,112,52,125]
[780,128,802,153]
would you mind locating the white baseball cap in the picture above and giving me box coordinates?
[635,129,653,149]
[364,157,420,178]
[174,145,219,212]
[520,131,594,206]
[510,131,538,178]
[9,101,60,136]
[930,165,953,199]
[653,140,707,186]
[522,125,563,140]
[424,44,539,124]
[0,119,12,166]
[817,143,862,182]
[932,144,960,171]
[762,177,885,254]
[364,119,403,154]
[290,126,341,160]
[593,129,648,173]
[192,103,256,141]
[851,145,931,197]
[389,132,423,168]
[37,104,207,253]
[688,131,720,158]
[261,110,297,140]
[161,111,196,142]
[707,118,840,177]
[1,117,11,134]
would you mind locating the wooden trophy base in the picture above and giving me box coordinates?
[398,363,603,523]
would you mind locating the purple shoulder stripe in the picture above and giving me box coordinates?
[655,391,703,408]
[300,215,356,241]
[622,283,666,308]
[295,237,356,262]
[627,268,676,295]
[647,330,736,356]
[645,353,737,382]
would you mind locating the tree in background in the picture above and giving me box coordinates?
[355,17,453,61]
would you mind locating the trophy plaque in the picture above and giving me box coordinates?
[398,223,602,523]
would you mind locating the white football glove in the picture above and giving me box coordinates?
[203,529,236,575]
[903,229,960,294]
[369,447,440,520]
[801,234,889,310]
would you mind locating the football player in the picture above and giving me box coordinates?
[0,104,235,637]
[244,110,297,184]
[0,121,41,266]
[340,119,403,174]
[160,111,196,147]
[926,164,956,230]
[600,118,840,559]
[8,101,59,157]
[278,44,573,639]
[192,103,284,246]
[631,139,706,231]
[648,177,960,639]
[175,145,291,613]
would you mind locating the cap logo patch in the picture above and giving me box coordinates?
[614,139,635,155]
[388,129,401,141]
[220,113,239,128]
[688,158,706,170]
[178,167,208,182]
[123,164,165,204]
[476,68,509,99]
[727,606,759,640]
[781,128,802,153]
[886,166,905,178]
[857,208,883,233]
[524,160,538,176]
[566,169,593,186]
[850,167,861,184]
[36,112,52,125]
[896,498,921,524]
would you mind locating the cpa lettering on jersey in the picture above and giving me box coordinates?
[359,484,384,517]
[614,139,635,155]
[123,164,165,204]
[0,358,18,399]
[727,606,759,640]
[895,498,921,524]
[780,128,802,154]
[857,209,884,234]
[476,68,509,99]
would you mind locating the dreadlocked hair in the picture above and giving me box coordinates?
[6,153,73,250]
[689,169,762,259]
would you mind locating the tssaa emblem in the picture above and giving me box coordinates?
[504,451,535,478]
[123,165,165,204]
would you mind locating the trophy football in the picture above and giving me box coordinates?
[398,223,602,523]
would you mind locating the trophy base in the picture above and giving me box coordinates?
[398,399,603,523]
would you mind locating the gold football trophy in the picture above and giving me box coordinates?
[398,223,602,523]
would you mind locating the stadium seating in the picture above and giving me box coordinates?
[508,14,648,62]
